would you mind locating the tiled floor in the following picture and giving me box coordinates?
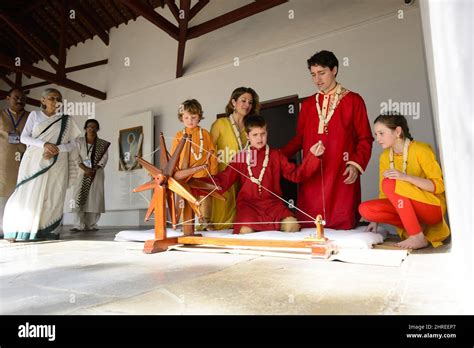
[0,226,465,315]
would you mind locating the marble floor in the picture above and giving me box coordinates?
[0,226,465,315]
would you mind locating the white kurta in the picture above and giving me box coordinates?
[65,137,109,213]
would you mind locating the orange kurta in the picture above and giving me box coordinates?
[171,126,217,177]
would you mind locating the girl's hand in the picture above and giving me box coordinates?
[383,169,408,181]
[365,222,378,233]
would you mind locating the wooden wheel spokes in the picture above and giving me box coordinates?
[136,157,162,178]
[174,165,207,181]
[187,178,226,201]
[159,132,170,170]
[164,133,187,176]
[168,177,201,218]
[166,190,177,229]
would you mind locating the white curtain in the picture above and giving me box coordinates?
[420,0,473,312]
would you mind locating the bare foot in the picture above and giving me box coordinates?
[239,226,254,234]
[395,232,429,250]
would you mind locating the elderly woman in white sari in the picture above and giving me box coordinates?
[3,88,81,242]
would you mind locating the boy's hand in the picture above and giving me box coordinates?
[310,141,325,157]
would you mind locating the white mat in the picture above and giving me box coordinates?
[115,226,386,249]
[114,227,409,266]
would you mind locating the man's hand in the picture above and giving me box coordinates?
[310,141,325,157]
[343,164,359,184]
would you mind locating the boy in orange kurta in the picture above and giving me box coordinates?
[171,99,217,230]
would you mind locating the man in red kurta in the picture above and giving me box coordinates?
[204,115,325,234]
[281,50,373,230]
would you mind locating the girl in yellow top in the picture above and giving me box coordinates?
[359,114,450,249]
[171,99,217,230]
[209,87,260,230]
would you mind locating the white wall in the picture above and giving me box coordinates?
[3,1,437,227]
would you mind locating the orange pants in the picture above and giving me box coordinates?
[359,178,442,235]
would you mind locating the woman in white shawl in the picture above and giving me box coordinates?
[3,88,81,242]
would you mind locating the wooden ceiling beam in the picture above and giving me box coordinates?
[0,75,15,88]
[0,53,106,100]
[119,0,179,40]
[176,0,190,78]
[109,0,129,23]
[73,1,110,45]
[187,0,288,39]
[22,80,51,91]
[0,9,59,71]
[58,0,68,78]
[65,59,108,73]
[116,1,137,21]
[96,1,120,29]
[189,0,209,21]
[164,0,180,22]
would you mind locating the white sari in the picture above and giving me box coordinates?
[3,112,81,241]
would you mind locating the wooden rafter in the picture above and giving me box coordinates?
[58,0,67,78]
[96,1,120,29]
[0,53,106,100]
[0,75,15,88]
[176,0,190,78]
[119,0,179,40]
[22,81,51,91]
[73,1,110,45]
[115,1,137,21]
[187,0,288,39]
[189,0,209,21]
[165,0,180,21]
[109,0,128,23]
[65,59,108,73]
[0,10,59,71]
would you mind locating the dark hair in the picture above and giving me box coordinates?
[225,87,260,117]
[374,113,413,141]
[307,50,339,75]
[178,99,204,121]
[7,88,24,96]
[84,118,100,130]
[244,115,267,133]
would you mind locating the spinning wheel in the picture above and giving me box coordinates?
[133,132,224,253]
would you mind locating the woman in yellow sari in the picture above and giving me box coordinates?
[209,87,260,230]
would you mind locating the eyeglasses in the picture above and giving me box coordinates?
[45,96,62,102]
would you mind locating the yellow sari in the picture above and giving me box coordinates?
[210,117,247,230]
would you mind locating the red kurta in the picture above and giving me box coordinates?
[281,88,373,230]
[209,146,321,234]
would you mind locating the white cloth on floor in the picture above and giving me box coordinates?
[114,226,387,249]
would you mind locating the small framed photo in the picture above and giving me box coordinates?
[118,126,143,171]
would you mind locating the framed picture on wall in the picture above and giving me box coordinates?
[118,126,144,171]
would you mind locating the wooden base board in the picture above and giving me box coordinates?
[143,237,179,254]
